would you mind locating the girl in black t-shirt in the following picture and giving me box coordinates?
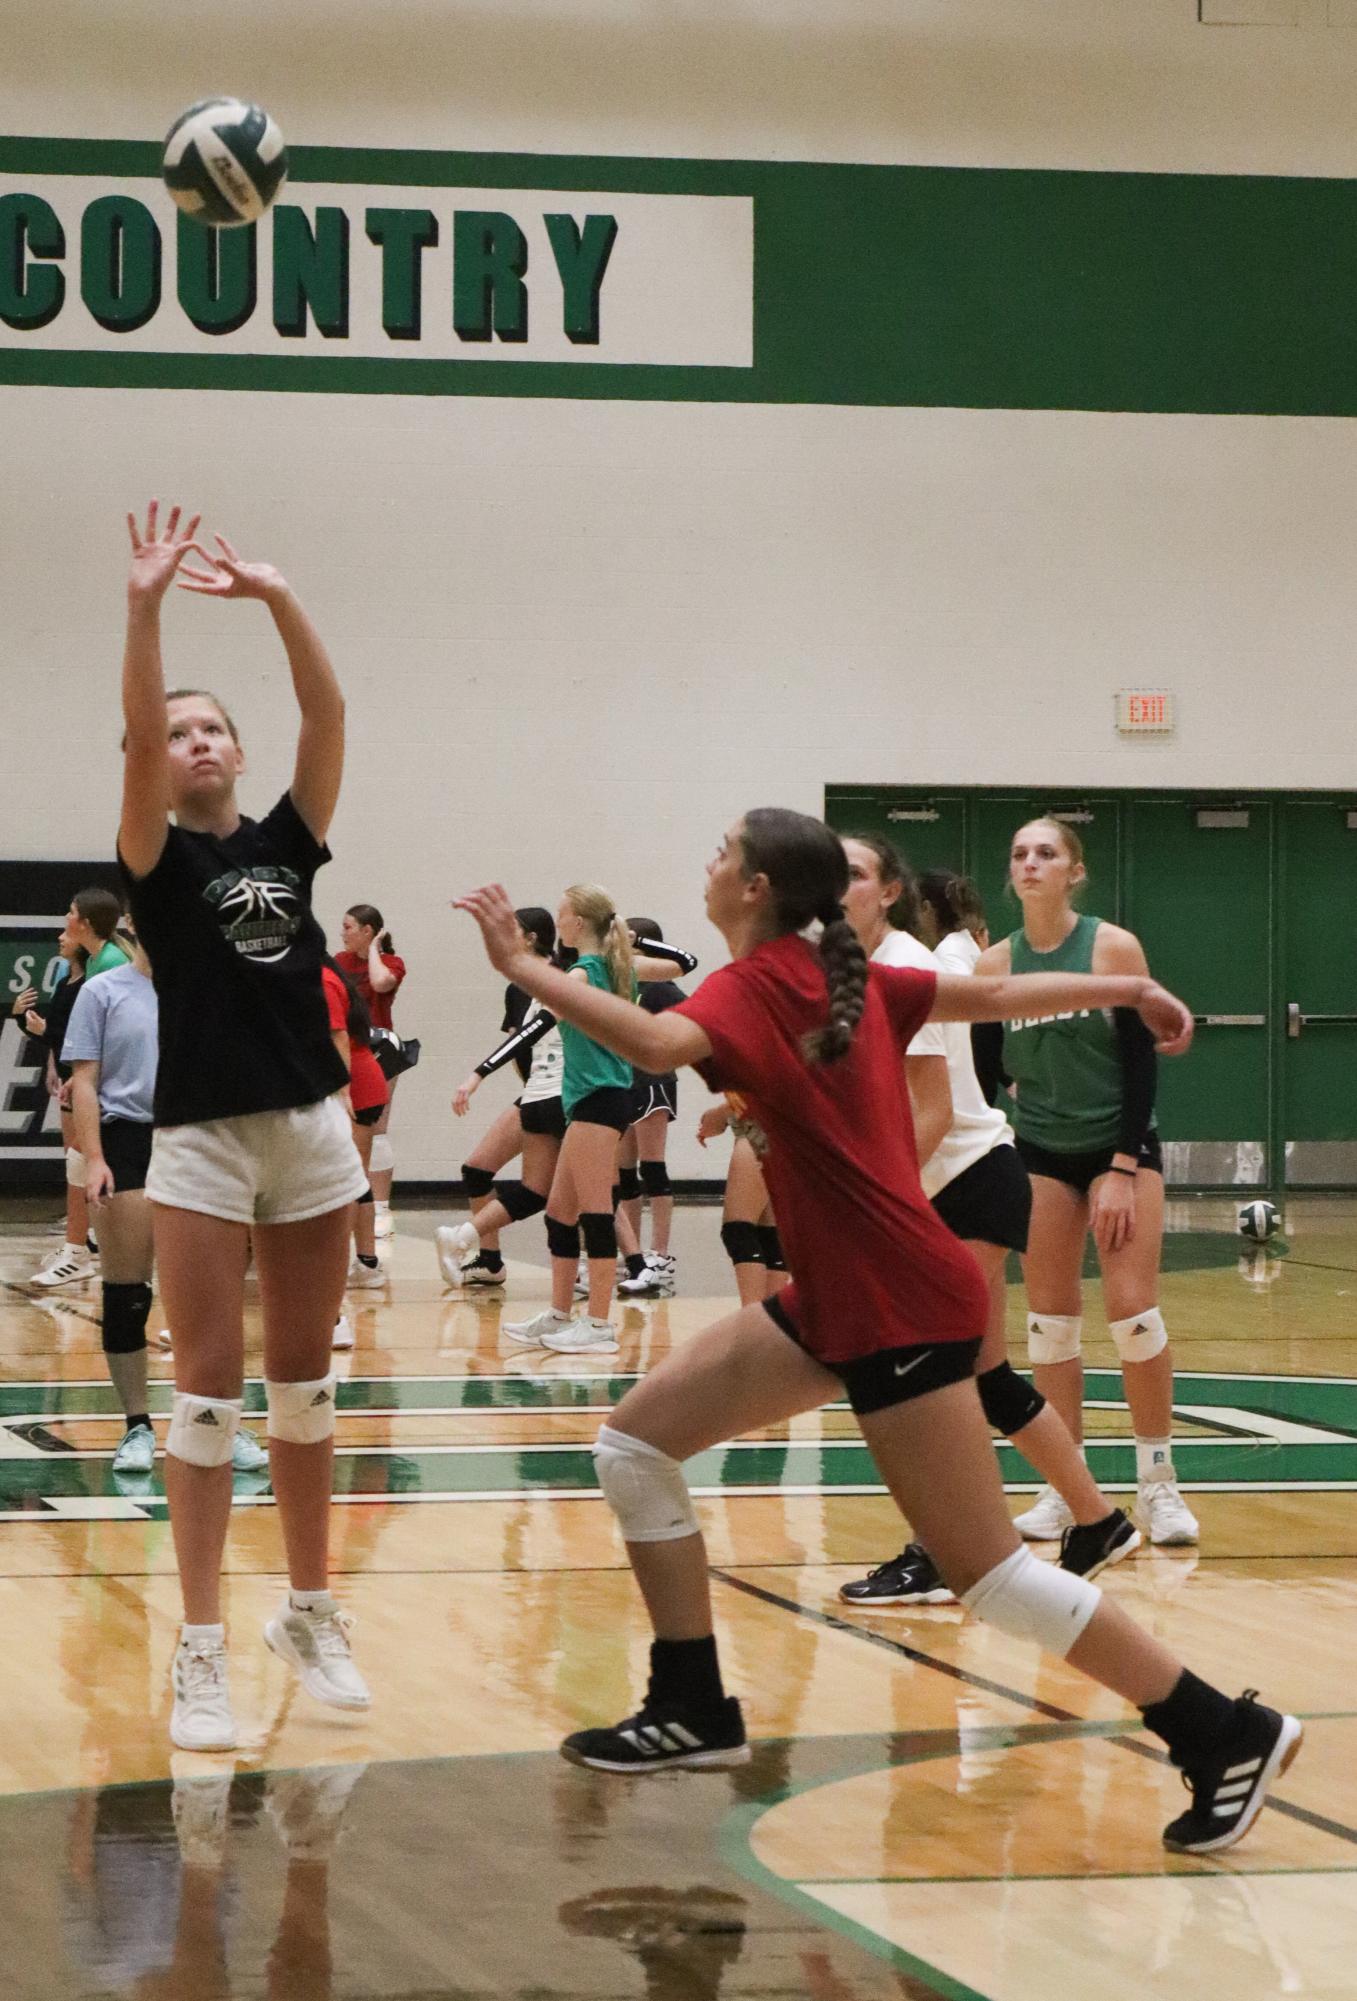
[117,500,369,1754]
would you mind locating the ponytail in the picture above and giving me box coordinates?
[602,913,636,999]
[346,902,394,954]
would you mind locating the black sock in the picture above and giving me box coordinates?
[648,1635,725,1710]
[358,1252,379,1269]
[480,1249,504,1272]
[625,1252,647,1279]
[1141,1668,1236,1765]
[125,1414,152,1434]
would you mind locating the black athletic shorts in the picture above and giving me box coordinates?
[1015,1130,1163,1198]
[763,1290,982,1417]
[931,1143,1032,1254]
[520,1095,567,1139]
[631,1072,678,1124]
[567,1086,635,1133]
[100,1118,153,1194]
[353,1102,384,1128]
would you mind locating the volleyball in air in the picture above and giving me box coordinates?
[1237,1199,1281,1243]
[162,99,288,227]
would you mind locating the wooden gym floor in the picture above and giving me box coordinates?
[0,1191,1353,2001]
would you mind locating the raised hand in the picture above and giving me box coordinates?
[454,886,530,979]
[178,532,289,604]
[1138,982,1193,1056]
[126,500,204,604]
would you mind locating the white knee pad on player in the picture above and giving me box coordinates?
[65,1147,86,1188]
[370,1135,394,1175]
[963,1545,1100,1659]
[266,1376,337,1444]
[593,1423,698,1542]
[1110,1307,1168,1363]
[167,1392,242,1467]
[1027,1313,1082,1364]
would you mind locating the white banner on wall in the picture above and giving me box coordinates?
[0,175,754,368]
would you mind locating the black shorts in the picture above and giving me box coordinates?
[353,1102,384,1128]
[1015,1130,1163,1198]
[763,1291,982,1418]
[567,1086,635,1133]
[100,1118,153,1194]
[520,1095,567,1140]
[931,1143,1032,1254]
[631,1073,678,1124]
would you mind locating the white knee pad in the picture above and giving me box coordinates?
[1027,1313,1082,1364]
[963,1545,1100,1659]
[593,1423,698,1542]
[1111,1306,1167,1363]
[266,1376,337,1444]
[66,1147,86,1188]
[370,1135,394,1175]
[167,1392,242,1467]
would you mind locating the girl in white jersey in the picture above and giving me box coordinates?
[837,838,1138,1602]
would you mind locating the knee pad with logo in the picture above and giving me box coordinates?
[963,1545,1100,1659]
[101,1280,153,1355]
[721,1221,764,1267]
[1111,1306,1168,1363]
[593,1424,698,1542]
[977,1360,1045,1436]
[266,1376,337,1444]
[167,1392,242,1467]
[1027,1313,1082,1365]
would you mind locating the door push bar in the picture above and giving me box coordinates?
[1191,1014,1265,1027]
[1288,1003,1357,1038]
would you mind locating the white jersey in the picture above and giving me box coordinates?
[871,927,1012,1200]
[520,1002,564,1105]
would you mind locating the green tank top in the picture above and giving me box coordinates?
[560,954,634,1116]
[1002,913,1131,1152]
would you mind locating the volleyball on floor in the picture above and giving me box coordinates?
[162,99,288,227]
[1238,1199,1281,1243]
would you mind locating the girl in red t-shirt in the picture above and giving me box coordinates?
[456,808,1299,1859]
[321,959,389,1306]
[337,904,406,1229]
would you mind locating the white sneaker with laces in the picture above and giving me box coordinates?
[541,1315,620,1354]
[436,1222,479,1285]
[1013,1485,1075,1541]
[171,1639,238,1751]
[231,1428,268,1474]
[264,1600,371,1709]
[1137,1478,1200,1545]
[31,1242,96,1287]
[346,1258,386,1291]
[332,1314,354,1350]
[374,1206,394,1240]
[112,1423,155,1474]
[502,1306,574,1347]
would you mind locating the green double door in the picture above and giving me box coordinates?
[825,787,1357,1190]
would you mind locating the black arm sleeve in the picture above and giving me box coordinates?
[475,1009,556,1079]
[1113,1007,1157,1156]
[970,1021,1010,1105]
[635,939,698,976]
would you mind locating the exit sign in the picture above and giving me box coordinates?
[1116,689,1175,733]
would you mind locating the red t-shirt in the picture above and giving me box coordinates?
[675,934,987,1363]
[322,967,389,1114]
[334,949,406,1033]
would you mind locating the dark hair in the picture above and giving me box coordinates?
[72,885,124,943]
[514,906,556,959]
[324,954,373,1048]
[347,903,394,954]
[739,808,867,1064]
[842,833,923,936]
[626,915,662,943]
[917,869,986,942]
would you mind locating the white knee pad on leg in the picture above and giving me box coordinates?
[593,1423,697,1542]
[66,1148,86,1188]
[266,1377,337,1443]
[1027,1314,1082,1364]
[963,1545,1100,1659]
[1110,1307,1167,1363]
[370,1135,394,1175]
[167,1392,242,1467]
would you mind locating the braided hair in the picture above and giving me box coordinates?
[739,808,869,1064]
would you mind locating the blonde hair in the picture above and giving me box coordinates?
[566,883,635,997]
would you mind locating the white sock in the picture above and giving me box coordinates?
[180,1622,225,1649]
[289,1588,337,1616]
[1136,1436,1176,1483]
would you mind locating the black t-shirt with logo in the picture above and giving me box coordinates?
[120,792,348,1128]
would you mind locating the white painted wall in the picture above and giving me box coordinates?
[2,2,1355,1180]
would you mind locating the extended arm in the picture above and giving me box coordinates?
[120,501,204,878]
[932,971,1192,1054]
[476,1008,556,1079]
[634,941,699,980]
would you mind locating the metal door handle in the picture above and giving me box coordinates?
[1192,1014,1266,1027]
[1288,1003,1301,1039]
[1288,1005,1357,1036]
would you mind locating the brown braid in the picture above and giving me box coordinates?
[739,808,871,1065]
[805,909,870,1063]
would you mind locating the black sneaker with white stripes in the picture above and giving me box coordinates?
[838,1543,956,1605]
[1162,1691,1303,1854]
[1057,1507,1141,1580]
[457,1253,505,1288]
[561,1696,750,1773]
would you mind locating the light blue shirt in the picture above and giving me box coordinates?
[62,963,158,1123]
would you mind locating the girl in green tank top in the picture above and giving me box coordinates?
[979,816,1198,1555]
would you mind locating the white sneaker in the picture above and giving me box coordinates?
[502,1306,574,1348]
[31,1242,96,1287]
[264,1600,371,1710]
[231,1428,268,1474]
[171,1638,237,1751]
[1013,1486,1075,1541]
[541,1315,620,1354]
[112,1423,155,1474]
[374,1206,394,1240]
[1136,1478,1200,1546]
[346,1258,386,1291]
[266,1763,368,1862]
[436,1221,479,1285]
[171,1767,233,1869]
[332,1314,354,1351]
[573,1256,590,1300]
[618,1253,677,1300]
[156,1326,173,1352]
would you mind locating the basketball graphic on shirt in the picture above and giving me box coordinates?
[205,866,305,964]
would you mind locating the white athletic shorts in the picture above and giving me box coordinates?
[146,1097,367,1227]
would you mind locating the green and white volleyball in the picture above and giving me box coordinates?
[161,99,288,227]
